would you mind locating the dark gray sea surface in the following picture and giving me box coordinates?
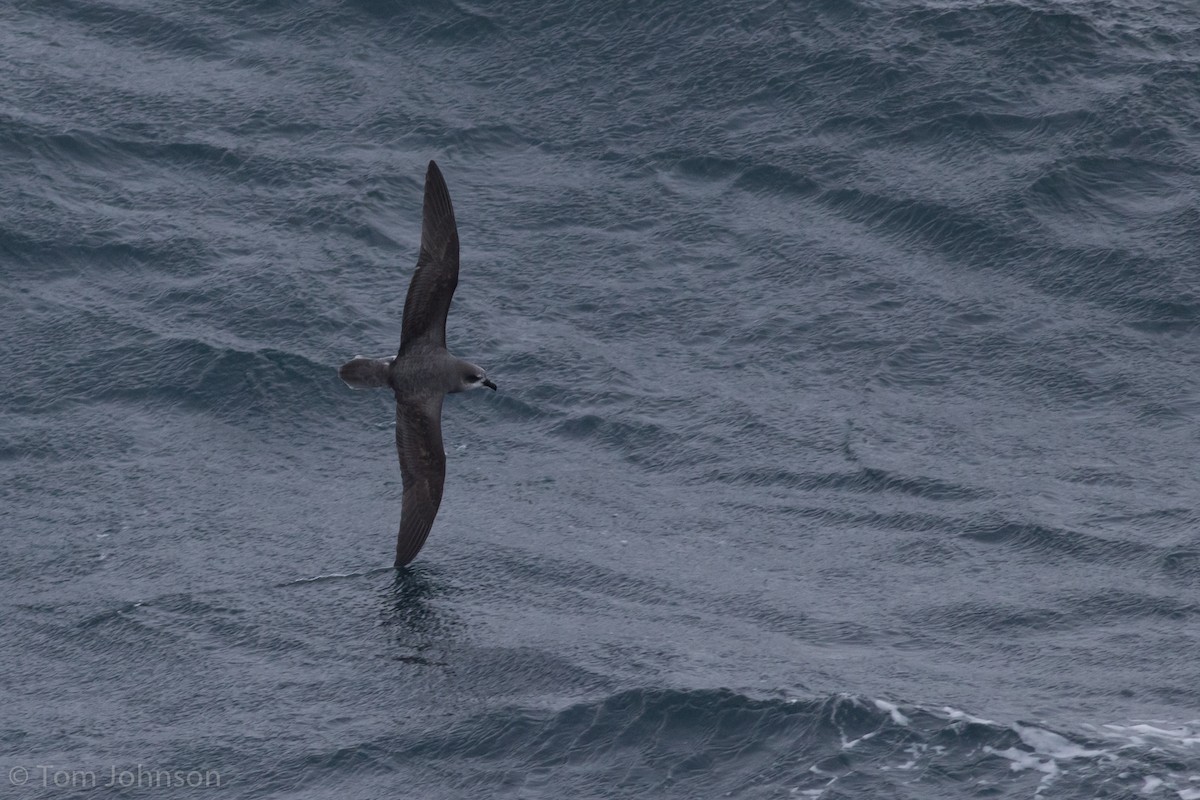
[3,0,1199,797]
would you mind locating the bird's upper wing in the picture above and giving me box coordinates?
[399,160,459,356]
[393,393,446,567]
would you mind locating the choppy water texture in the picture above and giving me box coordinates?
[3,0,1200,797]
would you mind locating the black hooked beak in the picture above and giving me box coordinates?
[482,378,498,391]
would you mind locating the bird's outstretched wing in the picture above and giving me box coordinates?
[399,160,459,356]
[393,394,446,567]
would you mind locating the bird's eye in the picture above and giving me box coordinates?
[468,375,480,382]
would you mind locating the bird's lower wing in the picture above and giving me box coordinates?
[394,395,446,567]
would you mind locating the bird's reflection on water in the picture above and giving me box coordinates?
[378,564,459,665]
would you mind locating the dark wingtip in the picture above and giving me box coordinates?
[394,530,431,569]
[395,512,436,569]
[419,159,457,261]
[422,160,454,219]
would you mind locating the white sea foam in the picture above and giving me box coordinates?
[873,698,910,726]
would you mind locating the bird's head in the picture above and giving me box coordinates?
[456,361,497,393]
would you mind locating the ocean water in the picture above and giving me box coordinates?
[3,0,1199,797]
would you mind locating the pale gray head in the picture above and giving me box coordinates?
[453,360,497,393]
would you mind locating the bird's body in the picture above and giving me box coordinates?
[338,161,495,568]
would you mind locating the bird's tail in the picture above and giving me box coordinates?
[338,356,393,390]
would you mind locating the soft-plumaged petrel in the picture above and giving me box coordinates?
[338,160,496,568]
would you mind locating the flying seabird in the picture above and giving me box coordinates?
[338,160,496,568]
